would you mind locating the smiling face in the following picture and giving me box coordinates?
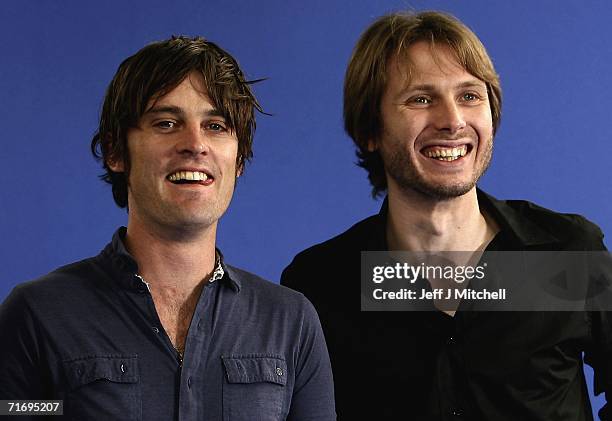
[109,72,239,235]
[376,41,494,200]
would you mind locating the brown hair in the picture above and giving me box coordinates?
[91,36,263,208]
[344,11,502,197]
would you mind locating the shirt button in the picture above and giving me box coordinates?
[152,327,160,334]
[120,363,126,373]
[451,409,463,417]
[187,377,192,388]
[447,336,455,345]
[276,367,283,376]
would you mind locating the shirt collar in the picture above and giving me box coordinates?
[372,188,559,249]
[102,227,240,292]
[476,188,559,246]
[367,198,389,250]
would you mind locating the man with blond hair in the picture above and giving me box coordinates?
[282,11,609,420]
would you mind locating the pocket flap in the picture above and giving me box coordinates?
[64,355,139,390]
[221,355,287,386]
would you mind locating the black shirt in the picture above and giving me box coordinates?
[0,228,336,421]
[281,189,610,421]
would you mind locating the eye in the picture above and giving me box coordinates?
[206,122,227,131]
[461,92,481,102]
[411,96,432,105]
[154,120,177,130]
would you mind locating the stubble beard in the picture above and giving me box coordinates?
[128,182,233,241]
[383,136,494,200]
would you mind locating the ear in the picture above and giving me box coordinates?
[107,157,125,173]
[236,155,245,178]
[367,139,378,152]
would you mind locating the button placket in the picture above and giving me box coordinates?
[451,408,463,417]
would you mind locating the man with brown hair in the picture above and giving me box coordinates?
[0,36,335,420]
[282,11,610,421]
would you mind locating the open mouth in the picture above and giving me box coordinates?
[166,170,213,185]
[420,144,472,162]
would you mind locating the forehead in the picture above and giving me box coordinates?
[388,41,483,89]
[146,72,212,110]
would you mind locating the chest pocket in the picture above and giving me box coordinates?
[63,355,140,421]
[221,355,287,421]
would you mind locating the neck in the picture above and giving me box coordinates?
[124,215,218,295]
[386,185,498,252]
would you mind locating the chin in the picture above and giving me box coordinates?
[398,177,477,200]
[422,184,475,200]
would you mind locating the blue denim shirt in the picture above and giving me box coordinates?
[0,228,336,420]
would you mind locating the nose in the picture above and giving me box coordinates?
[176,125,209,156]
[433,99,466,134]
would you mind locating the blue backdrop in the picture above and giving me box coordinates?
[1,0,610,416]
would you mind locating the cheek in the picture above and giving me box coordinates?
[391,114,425,144]
[381,111,412,138]
[474,107,494,135]
[127,159,162,188]
[222,144,239,174]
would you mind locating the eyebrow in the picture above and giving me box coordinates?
[400,80,487,96]
[143,105,225,119]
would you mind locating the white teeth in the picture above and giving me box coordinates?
[168,171,208,182]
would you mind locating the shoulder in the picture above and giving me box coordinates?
[224,264,318,319]
[7,258,100,300]
[280,214,380,298]
[2,257,110,319]
[285,214,379,272]
[499,197,605,249]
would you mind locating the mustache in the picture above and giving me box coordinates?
[418,127,479,145]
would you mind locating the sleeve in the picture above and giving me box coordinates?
[582,228,612,420]
[280,253,312,296]
[280,256,300,290]
[287,296,336,421]
[0,286,47,400]
[586,313,612,420]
